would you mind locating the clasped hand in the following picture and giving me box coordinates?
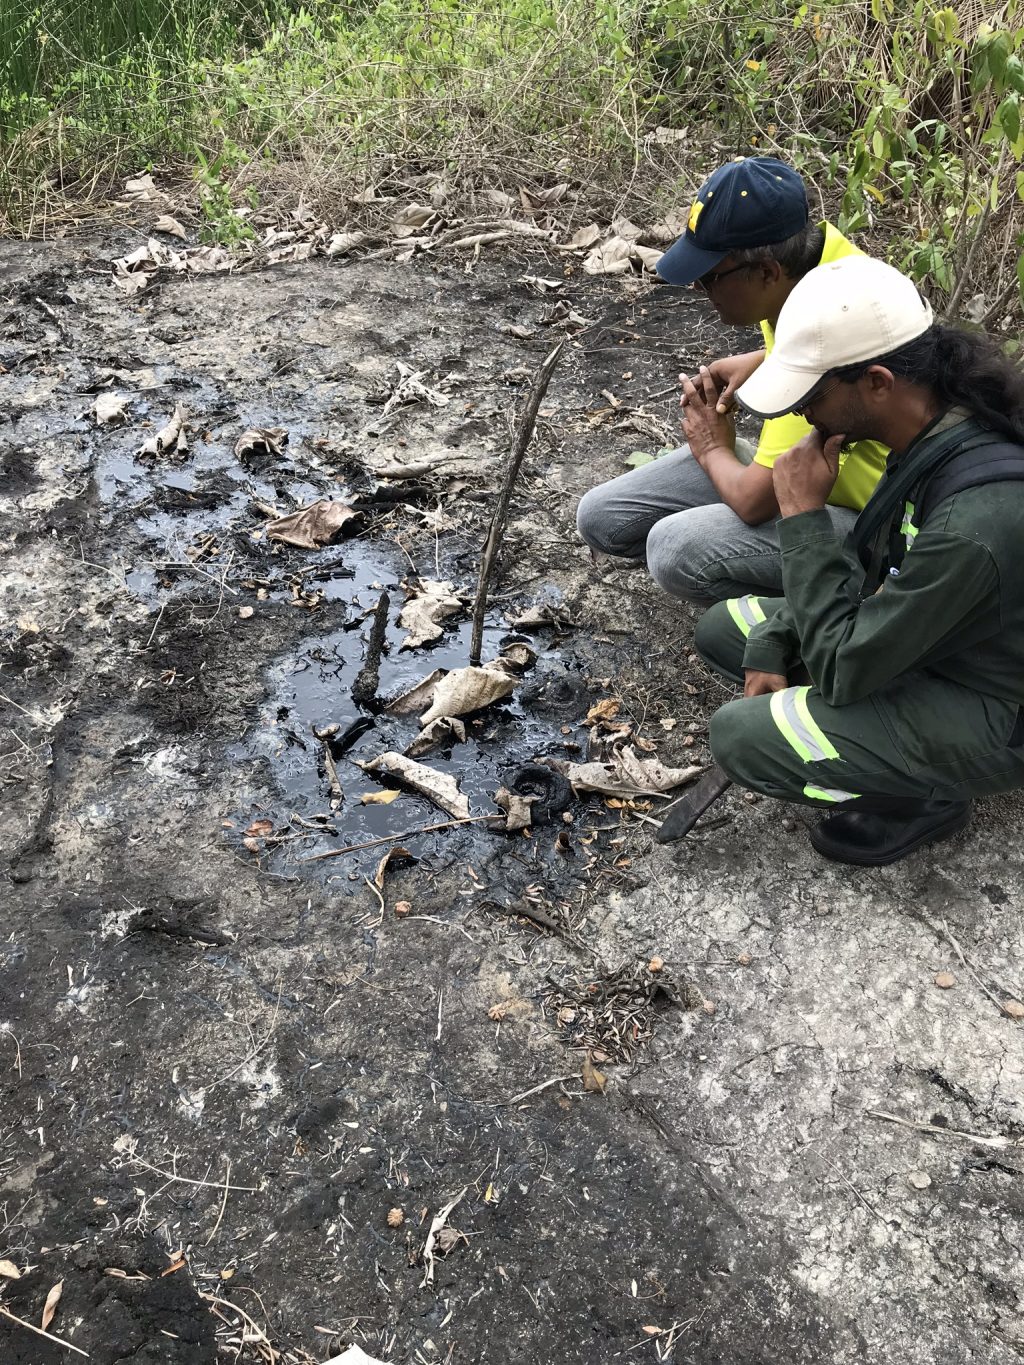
[679,367,736,467]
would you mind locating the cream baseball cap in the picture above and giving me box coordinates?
[736,255,934,419]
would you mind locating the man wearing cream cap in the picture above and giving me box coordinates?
[690,254,1024,865]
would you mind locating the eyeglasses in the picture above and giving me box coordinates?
[792,375,842,416]
[695,262,752,291]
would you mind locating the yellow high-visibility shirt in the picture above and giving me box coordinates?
[754,222,889,512]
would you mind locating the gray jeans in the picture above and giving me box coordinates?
[576,442,858,603]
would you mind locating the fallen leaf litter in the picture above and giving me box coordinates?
[544,959,695,1070]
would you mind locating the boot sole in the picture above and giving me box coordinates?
[809,804,972,867]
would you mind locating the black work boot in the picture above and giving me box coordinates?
[809,798,972,867]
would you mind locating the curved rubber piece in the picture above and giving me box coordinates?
[509,763,573,824]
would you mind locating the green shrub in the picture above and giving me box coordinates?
[2,0,1023,320]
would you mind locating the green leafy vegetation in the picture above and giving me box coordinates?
[2,0,1023,318]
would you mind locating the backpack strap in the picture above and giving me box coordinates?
[855,426,1020,598]
[916,442,1024,524]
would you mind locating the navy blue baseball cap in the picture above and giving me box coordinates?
[657,158,809,286]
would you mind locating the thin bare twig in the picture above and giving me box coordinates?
[867,1108,1021,1150]
[938,916,1019,1019]
[299,814,496,862]
[201,1294,278,1364]
[204,1160,232,1246]
[0,1306,89,1358]
[500,1074,575,1106]
[130,1156,258,1192]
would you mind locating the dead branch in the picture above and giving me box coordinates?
[469,339,564,664]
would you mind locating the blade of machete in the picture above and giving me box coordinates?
[655,765,733,843]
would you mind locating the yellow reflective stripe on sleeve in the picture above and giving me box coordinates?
[900,499,918,549]
[803,783,860,803]
[726,595,766,638]
[769,686,841,763]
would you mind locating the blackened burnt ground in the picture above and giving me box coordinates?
[0,237,1022,1364]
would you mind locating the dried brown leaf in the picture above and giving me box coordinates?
[0,1259,21,1280]
[41,1280,63,1331]
[632,244,665,273]
[582,1054,606,1094]
[360,788,402,806]
[404,715,466,759]
[234,426,288,460]
[435,1226,462,1254]
[124,173,165,202]
[392,203,435,234]
[363,752,470,819]
[266,499,358,549]
[568,223,602,249]
[373,845,416,891]
[244,818,273,838]
[508,602,571,631]
[325,230,366,257]
[520,183,568,214]
[496,643,537,672]
[494,786,535,833]
[153,214,187,240]
[397,579,463,650]
[418,666,515,727]
[583,235,633,276]
[586,697,621,725]
[556,747,700,797]
[385,668,446,716]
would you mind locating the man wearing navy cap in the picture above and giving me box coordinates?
[576,157,889,604]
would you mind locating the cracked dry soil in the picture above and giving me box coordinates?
[1,235,1024,1365]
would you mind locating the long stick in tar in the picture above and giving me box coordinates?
[469,340,565,665]
[351,590,390,707]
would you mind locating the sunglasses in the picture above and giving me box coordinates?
[695,261,752,290]
[792,375,843,416]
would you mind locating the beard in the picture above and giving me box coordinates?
[814,420,858,449]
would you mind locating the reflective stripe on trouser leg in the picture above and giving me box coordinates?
[769,686,840,762]
[725,594,767,638]
[803,783,860,803]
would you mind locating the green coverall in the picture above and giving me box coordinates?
[694,415,1024,808]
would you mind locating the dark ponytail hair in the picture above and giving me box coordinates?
[834,324,1024,444]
